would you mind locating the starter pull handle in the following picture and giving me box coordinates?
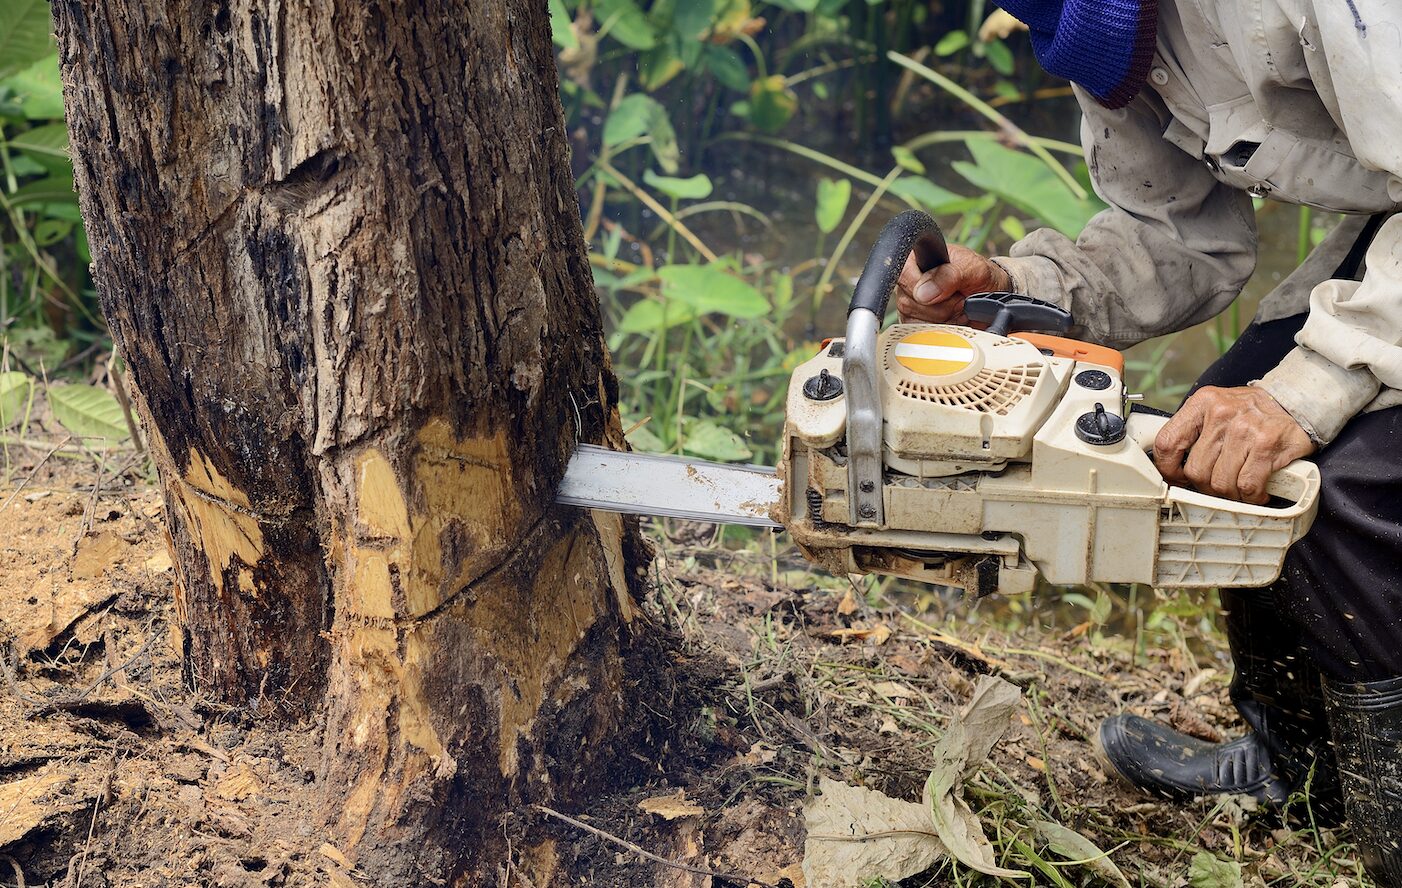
[964,292,1074,337]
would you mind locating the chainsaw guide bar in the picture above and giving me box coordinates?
[557,444,783,528]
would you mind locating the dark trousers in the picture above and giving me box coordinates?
[1191,315,1402,683]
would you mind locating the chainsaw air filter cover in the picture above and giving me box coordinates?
[879,324,1063,473]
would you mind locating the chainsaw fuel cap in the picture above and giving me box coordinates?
[1075,402,1127,446]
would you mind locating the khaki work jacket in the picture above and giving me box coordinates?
[993,0,1402,444]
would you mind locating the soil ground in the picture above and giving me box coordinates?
[0,449,1369,887]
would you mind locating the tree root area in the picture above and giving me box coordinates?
[0,461,1363,887]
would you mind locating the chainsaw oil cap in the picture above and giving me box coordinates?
[890,329,983,384]
[1076,403,1127,446]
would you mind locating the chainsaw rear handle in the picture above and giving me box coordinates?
[1125,411,1322,509]
[843,211,949,527]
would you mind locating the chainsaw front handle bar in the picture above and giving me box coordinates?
[846,210,950,318]
[843,211,950,527]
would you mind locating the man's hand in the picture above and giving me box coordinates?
[1153,386,1316,504]
[896,245,1012,324]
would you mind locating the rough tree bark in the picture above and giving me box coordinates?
[52,1,658,882]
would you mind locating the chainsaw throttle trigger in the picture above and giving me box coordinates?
[964,292,1074,337]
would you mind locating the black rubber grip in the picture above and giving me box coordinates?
[847,210,949,317]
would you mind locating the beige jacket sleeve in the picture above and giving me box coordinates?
[1251,3,1402,445]
[992,87,1259,350]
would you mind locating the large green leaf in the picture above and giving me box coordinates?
[1,54,64,119]
[702,45,749,91]
[0,371,34,429]
[888,176,966,214]
[602,94,679,173]
[9,122,68,160]
[644,169,713,201]
[616,298,697,334]
[671,0,716,39]
[0,0,55,81]
[595,0,656,50]
[951,139,1104,237]
[682,419,752,462]
[48,383,130,443]
[815,177,851,235]
[657,264,770,318]
[548,0,578,49]
[638,44,685,91]
[1187,853,1243,888]
[6,173,74,207]
[746,75,797,133]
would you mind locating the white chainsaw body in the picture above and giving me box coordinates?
[780,323,1320,597]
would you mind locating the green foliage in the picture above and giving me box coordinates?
[0,0,56,81]
[47,382,129,443]
[1,0,100,383]
[0,370,32,428]
[815,178,851,234]
[1188,852,1245,888]
[952,139,1105,237]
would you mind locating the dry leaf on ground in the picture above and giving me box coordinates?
[802,777,944,888]
[921,675,1028,879]
[802,675,1027,887]
[825,624,891,645]
[1032,820,1131,888]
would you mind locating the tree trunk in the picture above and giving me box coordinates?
[52,1,656,881]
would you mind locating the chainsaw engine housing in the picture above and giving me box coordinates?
[780,322,1320,597]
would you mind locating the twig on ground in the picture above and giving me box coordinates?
[0,645,47,707]
[0,853,25,888]
[29,623,161,717]
[533,805,778,888]
[0,433,74,515]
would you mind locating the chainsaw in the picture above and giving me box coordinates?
[560,211,1321,597]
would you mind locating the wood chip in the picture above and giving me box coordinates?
[72,530,129,579]
[638,789,704,820]
[211,762,261,801]
[0,766,90,846]
[143,549,173,574]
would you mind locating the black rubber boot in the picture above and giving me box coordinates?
[1097,588,1338,814]
[1323,675,1402,887]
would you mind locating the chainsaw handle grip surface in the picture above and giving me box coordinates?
[847,210,949,318]
[1125,411,1321,507]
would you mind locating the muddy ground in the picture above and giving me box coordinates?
[0,450,1368,888]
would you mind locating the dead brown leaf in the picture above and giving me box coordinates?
[826,624,891,645]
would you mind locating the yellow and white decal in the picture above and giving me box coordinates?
[892,330,978,378]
